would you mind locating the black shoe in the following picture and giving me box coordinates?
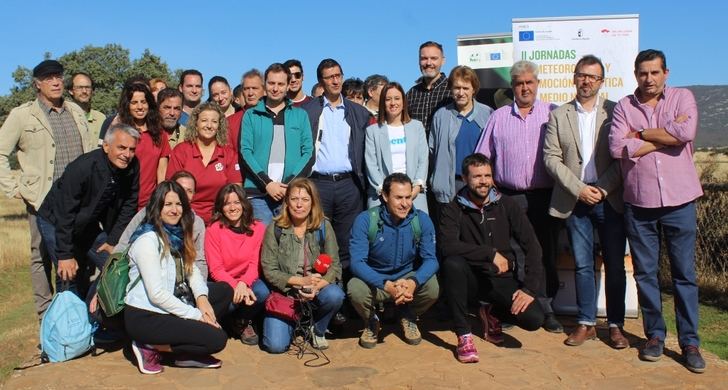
[683,345,706,373]
[542,313,563,333]
[639,337,664,362]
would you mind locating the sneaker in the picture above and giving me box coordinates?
[309,326,329,350]
[240,321,259,346]
[683,345,706,373]
[131,341,163,375]
[359,317,380,349]
[542,313,564,333]
[478,303,504,344]
[400,317,422,345]
[457,334,479,363]
[639,337,664,362]
[174,354,222,368]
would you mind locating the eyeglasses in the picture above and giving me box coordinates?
[73,86,92,91]
[574,72,603,82]
[290,72,302,79]
[322,73,343,81]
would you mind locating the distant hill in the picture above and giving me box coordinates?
[685,85,728,148]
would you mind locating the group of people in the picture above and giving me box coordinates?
[0,41,706,374]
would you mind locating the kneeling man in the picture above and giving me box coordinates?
[348,173,439,348]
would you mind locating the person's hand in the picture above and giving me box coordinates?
[96,243,114,255]
[298,286,316,302]
[675,114,688,123]
[578,185,602,205]
[313,277,329,292]
[265,182,288,202]
[243,285,257,306]
[511,289,534,315]
[233,281,249,305]
[13,192,22,199]
[197,295,220,328]
[412,185,422,200]
[57,258,78,281]
[301,273,323,287]
[493,252,509,274]
[89,292,99,314]
[383,280,402,302]
[395,279,416,304]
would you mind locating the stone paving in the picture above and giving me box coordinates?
[5,317,726,389]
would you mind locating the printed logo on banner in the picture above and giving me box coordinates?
[490,52,501,61]
[518,31,534,41]
[469,53,480,64]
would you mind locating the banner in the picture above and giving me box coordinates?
[512,14,639,104]
[457,33,513,108]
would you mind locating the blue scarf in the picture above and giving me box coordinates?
[130,223,185,253]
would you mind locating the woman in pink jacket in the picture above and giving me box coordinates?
[205,184,268,346]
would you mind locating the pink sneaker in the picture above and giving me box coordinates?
[174,354,222,368]
[131,341,163,375]
[479,303,504,345]
[457,334,479,363]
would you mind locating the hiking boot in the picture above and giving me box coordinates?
[131,341,162,375]
[683,345,706,373]
[543,313,564,333]
[240,321,259,346]
[309,326,329,350]
[359,317,380,349]
[457,334,479,363]
[478,303,504,345]
[400,317,422,345]
[639,337,664,362]
[565,325,596,346]
[174,354,222,368]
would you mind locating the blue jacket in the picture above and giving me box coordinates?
[240,98,314,195]
[301,95,371,190]
[349,205,439,289]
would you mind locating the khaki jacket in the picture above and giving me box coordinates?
[0,98,93,210]
[543,98,623,218]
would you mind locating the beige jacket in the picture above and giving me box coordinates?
[0,98,93,210]
[543,98,623,218]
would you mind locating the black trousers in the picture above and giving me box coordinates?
[124,282,233,355]
[442,256,544,337]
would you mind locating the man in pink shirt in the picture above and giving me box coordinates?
[609,49,704,373]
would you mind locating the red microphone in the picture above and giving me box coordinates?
[314,254,332,275]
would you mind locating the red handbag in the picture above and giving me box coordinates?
[265,292,301,322]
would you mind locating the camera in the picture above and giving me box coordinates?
[174,281,196,307]
[300,286,313,294]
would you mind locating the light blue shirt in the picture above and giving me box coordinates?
[313,95,352,174]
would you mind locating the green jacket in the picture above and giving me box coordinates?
[261,219,341,293]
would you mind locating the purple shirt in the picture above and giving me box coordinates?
[608,86,702,208]
[475,100,556,190]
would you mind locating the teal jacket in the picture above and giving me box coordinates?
[240,98,314,195]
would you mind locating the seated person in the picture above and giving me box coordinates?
[124,181,233,374]
[439,153,545,363]
[260,178,344,353]
[348,173,439,349]
[206,184,268,345]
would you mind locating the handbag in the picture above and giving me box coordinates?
[97,249,141,316]
[173,253,196,307]
[264,291,301,322]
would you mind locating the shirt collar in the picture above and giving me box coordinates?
[575,96,599,114]
[323,94,345,110]
[37,97,66,114]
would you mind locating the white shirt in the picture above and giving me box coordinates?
[387,124,407,174]
[575,98,599,183]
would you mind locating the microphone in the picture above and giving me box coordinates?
[313,254,332,275]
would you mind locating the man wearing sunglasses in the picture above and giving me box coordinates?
[284,59,312,107]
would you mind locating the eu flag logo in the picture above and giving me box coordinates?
[519,31,534,41]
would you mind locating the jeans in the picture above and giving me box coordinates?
[262,284,345,353]
[624,202,699,348]
[228,279,270,320]
[565,201,626,326]
[249,196,282,226]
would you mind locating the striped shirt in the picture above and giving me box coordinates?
[39,99,84,181]
[406,73,452,136]
[475,100,557,191]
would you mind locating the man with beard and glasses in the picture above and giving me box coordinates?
[157,88,186,148]
[68,72,106,146]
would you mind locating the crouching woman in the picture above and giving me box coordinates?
[124,181,233,374]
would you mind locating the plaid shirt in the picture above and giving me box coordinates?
[406,73,452,135]
[38,99,84,181]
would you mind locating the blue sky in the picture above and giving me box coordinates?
[0,1,724,95]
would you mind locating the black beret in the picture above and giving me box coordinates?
[33,60,64,78]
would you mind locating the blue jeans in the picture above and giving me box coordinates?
[37,216,109,299]
[250,196,282,226]
[624,202,699,348]
[262,284,345,353]
[228,279,270,320]
[565,201,626,326]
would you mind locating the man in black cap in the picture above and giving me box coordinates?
[0,59,93,319]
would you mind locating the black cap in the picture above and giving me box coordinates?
[33,60,64,78]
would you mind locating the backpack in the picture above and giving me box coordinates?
[274,221,326,254]
[96,249,141,317]
[40,289,96,362]
[366,206,421,247]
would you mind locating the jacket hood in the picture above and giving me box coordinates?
[455,186,501,211]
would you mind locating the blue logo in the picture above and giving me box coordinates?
[490,52,501,61]
[519,31,534,41]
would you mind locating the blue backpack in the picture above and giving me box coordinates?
[40,290,96,362]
